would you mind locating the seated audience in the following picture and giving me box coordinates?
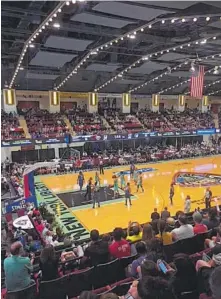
[127,221,143,243]
[142,223,154,249]
[39,245,59,281]
[205,225,221,248]
[4,241,34,291]
[193,212,208,234]
[130,242,147,277]
[172,215,194,241]
[156,219,173,245]
[84,229,109,266]
[137,275,175,299]
[209,265,221,299]
[170,253,198,298]
[202,208,220,230]
[109,227,131,259]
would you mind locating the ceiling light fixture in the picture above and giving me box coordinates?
[53,23,60,28]
[182,18,186,22]
[206,17,210,21]
[29,44,35,48]
[193,18,197,22]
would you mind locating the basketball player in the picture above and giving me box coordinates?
[92,181,100,209]
[99,158,104,175]
[120,172,126,189]
[130,162,135,179]
[84,177,92,201]
[133,168,138,185]
[169,183,174,205]
[137,172,144,192]
[125,182,132,206]
[113,176,119,198]
[77,171,85,192]
[95,171,101,187]
[205,187,212,209]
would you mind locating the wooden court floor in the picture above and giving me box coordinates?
[40,156,221,235]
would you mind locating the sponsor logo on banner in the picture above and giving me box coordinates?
[35,182,90,241]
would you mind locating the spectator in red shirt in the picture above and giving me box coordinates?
[193,212,208,235]
[35,219,45,235]
[109,227,131,259]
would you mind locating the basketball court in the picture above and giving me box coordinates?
[36,156,221,237]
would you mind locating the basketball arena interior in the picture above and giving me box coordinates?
[1,1,221,298]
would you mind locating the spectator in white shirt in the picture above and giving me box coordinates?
[172,215,194,241]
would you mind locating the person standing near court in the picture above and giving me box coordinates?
[184,195,191,213]
[77,171,85,192]
[205,187,212,209]
[99,158,104,175]
[85,178,92,202]
[95,171,101,187]
[92,182,100,209]
[120,172,126,189]
[169,183,174,205]
[125,182,132,206]
[130,162,135,179]
[137,172,144,192]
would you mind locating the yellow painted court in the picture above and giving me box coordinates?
[40,156,221,235]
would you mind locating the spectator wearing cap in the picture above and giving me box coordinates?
[127,221,143,243]
[171,215,194,241]
[4,241,34,292]
[109,227,131,259]
[193,212,208,235]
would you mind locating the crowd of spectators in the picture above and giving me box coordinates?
[104,111,143,133]
[66,110,108,135]
[25,108,69,139]
[1,107,219,140]
[137,108,215,132]
[2,204,221,299]
[1,111,25,140]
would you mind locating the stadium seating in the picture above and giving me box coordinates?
[1,111,25,140]
[25,109,69,138]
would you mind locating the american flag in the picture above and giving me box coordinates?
[190,65,205,98]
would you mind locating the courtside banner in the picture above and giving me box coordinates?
[1,128,219,147]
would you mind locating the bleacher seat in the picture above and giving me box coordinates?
[39,276,68,299]
[65,267,94,298]
[5,283,37,299]
[93,259,120,289]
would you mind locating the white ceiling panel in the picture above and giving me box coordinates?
[209,21,221,29]
[25,73,58,80]
[134,1,197,9]
[86,63,120,72]
[71,13,135,28]
[44,36,93,51]
[92,2,173,21]
[116,79,143,84]
[129,61,167,74]
[29,51,76,68]
[158,52,191,62]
